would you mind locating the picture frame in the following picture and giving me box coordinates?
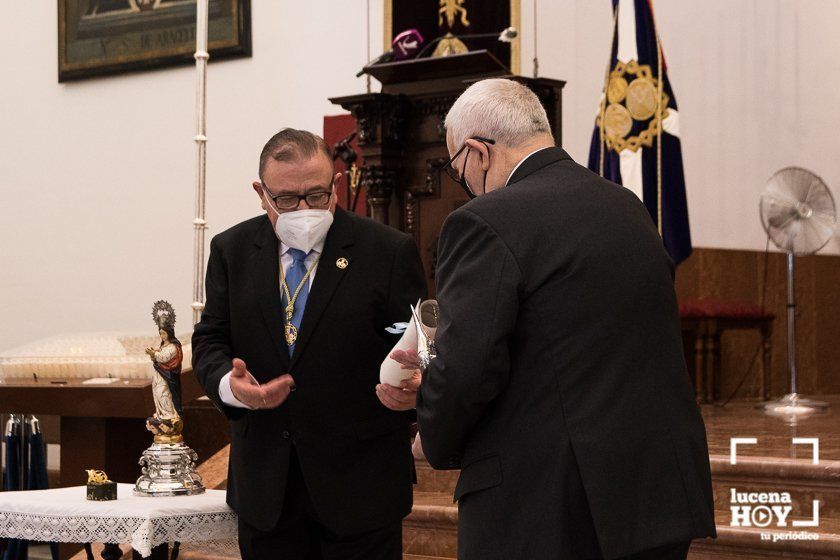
[58,0,251,82]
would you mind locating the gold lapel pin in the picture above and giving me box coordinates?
[336,257,349,270]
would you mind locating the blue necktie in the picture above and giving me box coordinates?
[283,248,310,356]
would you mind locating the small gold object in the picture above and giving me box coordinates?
[279,255,321,347]
[439,0,470,28]
[86,469,117,501]
[607,76,628,104]
[432,33,469,58]
[336,257,349,270]
[86,469,111,484]
[285,323,298,346]
[626,77,658,121]
[348,164,362,197]
[604,103,633,139]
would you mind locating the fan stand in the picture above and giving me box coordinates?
[763,252,828,419]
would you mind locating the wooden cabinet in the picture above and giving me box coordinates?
[331,51,564,293]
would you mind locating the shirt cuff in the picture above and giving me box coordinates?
[218,370,253,409]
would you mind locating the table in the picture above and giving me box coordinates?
[0,372,203,487]
[0,484,237,559]
[680,299,774,402]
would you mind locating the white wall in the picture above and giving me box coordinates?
[1,0,839,351]
[0,0,383,351]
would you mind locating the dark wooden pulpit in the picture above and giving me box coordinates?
[330,50,564,293]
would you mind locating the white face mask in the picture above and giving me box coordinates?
[262,190,334,253]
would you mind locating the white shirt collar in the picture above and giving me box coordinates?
[280,240,325,256]
[505,147,553,186]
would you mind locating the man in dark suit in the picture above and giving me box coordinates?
[192,129,426,560]
[382,79,716,559]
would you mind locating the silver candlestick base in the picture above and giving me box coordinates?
[135,442,205,497]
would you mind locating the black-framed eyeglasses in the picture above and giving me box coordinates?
[262,179,334,210]
[439,136,495,198]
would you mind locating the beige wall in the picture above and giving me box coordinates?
[1,0,839,352]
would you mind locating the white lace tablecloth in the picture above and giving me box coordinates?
[0,484,238,557]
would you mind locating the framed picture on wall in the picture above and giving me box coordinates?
[58,0,251,82]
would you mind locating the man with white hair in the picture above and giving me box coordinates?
[381,79,716,559]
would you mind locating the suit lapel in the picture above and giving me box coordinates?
[251,217,291,374]
[290,207,355,369]
[507,147,572,186]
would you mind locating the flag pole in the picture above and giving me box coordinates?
[598,6,620,178]
[653,3,664,236]
[192,0,210,325]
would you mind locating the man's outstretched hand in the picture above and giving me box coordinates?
[230,358,296,409]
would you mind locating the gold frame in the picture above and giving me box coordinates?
[58,0,251,82]
[383,0,521,74]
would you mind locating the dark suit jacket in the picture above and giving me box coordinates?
[192,206,426,535]
[417,148,716,560]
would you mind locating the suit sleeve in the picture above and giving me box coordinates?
[191,236,245,421]
[417,208,521,469]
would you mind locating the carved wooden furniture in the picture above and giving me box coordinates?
[330,51,564,294]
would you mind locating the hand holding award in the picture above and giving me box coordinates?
[376,300,438,411]
[379,300,438,386]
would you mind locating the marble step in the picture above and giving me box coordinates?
[415,454,840,530]
[406,490,840,560]
[70,500,840,560]
[690,526,840,559]
[710,455,840,523]
[414,460,457,495]
[403,492,458,558]
[164,449,840,560]
[417,455,840,501]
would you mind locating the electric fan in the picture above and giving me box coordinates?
[759,167,837,417]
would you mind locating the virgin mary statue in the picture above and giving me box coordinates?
[145,301,184,444]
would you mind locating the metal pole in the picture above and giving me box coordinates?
[22,415,31,490]
[764,249,827,417]
[786,252,797,395]
[366,0,372,94]
[16,414,24,490]
[532,0,539,78]
[192,0,210,325]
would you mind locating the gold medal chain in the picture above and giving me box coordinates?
[280,255,321,321]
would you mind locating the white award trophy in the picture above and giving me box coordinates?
[380,299,439,386]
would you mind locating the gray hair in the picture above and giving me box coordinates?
[444,78,552,149]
